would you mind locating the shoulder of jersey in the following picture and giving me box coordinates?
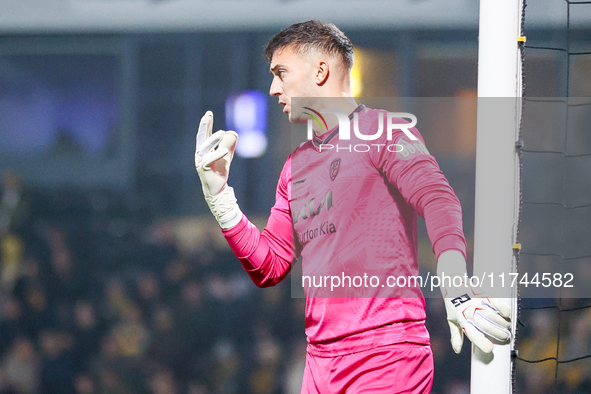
[361,106,387,127]
[291,139,314,156]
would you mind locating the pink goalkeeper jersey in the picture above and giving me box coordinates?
[223,104,466,357]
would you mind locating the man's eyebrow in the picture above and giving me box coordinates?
[269,64,283,74]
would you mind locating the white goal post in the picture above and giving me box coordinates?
[472,0,524,393]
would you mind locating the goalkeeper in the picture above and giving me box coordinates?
[195,20,511,393]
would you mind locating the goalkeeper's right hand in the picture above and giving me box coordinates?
[195,111,242,229]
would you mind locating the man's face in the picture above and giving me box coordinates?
[269,46,318,123]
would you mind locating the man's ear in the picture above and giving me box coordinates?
[315,60,329,86]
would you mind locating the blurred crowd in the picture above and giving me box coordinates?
[0,169,589,394]
[0,169,309,394]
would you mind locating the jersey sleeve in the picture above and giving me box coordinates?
[369,121,467,260]
[221,156,298,287]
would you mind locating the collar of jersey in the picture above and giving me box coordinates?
[311,104,366,150]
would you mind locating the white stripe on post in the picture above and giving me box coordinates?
[473,0,523,393]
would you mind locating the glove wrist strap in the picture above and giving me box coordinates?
[205,185,243,229]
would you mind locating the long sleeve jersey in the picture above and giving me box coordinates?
[222,105,466,357]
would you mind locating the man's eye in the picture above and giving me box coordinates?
[279,71,285,79]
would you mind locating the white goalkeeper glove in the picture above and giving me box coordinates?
[195,111,242,229]
[438,250,511,354]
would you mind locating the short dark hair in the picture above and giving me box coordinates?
[264,20,354,70]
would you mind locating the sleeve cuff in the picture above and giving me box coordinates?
[221,213,249,236]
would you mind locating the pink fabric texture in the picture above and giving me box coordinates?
[301,343,434,394]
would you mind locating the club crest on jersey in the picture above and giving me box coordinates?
[330,158,341,181]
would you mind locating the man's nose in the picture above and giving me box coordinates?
[269,78,282,96]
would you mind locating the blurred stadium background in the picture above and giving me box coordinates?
[0,1,590,393]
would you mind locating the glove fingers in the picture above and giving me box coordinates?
[472,316,511,342]
[487,298,512,318]
[464,304,510,341]
[219,131,238,152]
[196,130,225,165]
[448,321,464,354]
[202,148,229,170]
[477,306,511,330]
[196,111,214,152]
[217,130,239,165]
[464,322,494,353]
